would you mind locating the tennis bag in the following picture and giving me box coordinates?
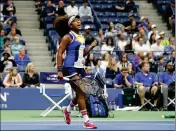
[86,94,109,118]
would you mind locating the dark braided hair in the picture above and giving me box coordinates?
[54,16,70,38]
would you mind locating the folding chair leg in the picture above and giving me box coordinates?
[138,98,154,110]
[41,93,71,117]
[167,98,175,107]
[40,94,62,117]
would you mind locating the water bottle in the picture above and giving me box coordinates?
[113,101,116,110]
[109,101,112,110]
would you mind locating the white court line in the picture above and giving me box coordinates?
[1,123,174,126]
[1,120,175,122]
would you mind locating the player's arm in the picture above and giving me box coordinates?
[83,39,97,57]
[57,35,71,67]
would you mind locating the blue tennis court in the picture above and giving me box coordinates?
[1,120,175,130]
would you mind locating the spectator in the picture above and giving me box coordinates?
[105,22,117,39]
[134,37,149,55]
[146,51,157,73]
[85,66,92,74]
[65,0,78,16]
[100,52,110,71]
[101,37,115,55]
[148,24,159,39]
[85,53,95,68]
[0,29,6,49]
[6,22,22,36]
[3,67,22,88]
[132,51,143,71]
[138,28,147,43]
[159,31,169,47]
[39,0,56,29]
[3,38,11,49]
[14,47,31,71]
[135,62,158,111]
[84,25,94,46]
[106,57,119,79]
[44,0,56,17]
[116,32,127,51]
[115,0,136,12]
[3,10,17,25]
[1,47,14,60]
[136,56,149,71]
[23,63,40,88]
[165,0,175,29]
[2,0,16,16]
[8,28,22,44]
[0,52,17,73]
[92,58,104,77]
[170,50,175,63]
[117,53,130,71]
[113,67,133,88]
[0,13,4,25]
[164,37,175,54]
[11,37,23,56]
[128,63,135,76]
[147,20,153,31]
[146,32,156,49]
[151,36,164,57]
[124,13,137,32]
[95,28,105,46]
[79,0,92,20]
[157,56,165,72]
[56,0,66,16]
[138,16,149,34]
[132,34,139,50]
[35,0,42,15]
[159,61,175,110]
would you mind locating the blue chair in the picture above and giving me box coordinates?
[96,12,104,17]
[48,30,57,43]
[50,35,59,52]
[93,53,102,60]
[81,18,94,24]
[105,12,116,17]
[109,17,120,24]
[4,24,11,30]
[92,4,101,11]
[101,24,109,31]
[20,40,26,46]
[45,16,53,24]
[44,24,54,36]
[99,17,109,24]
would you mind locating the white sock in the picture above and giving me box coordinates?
[81,110,89,122]
[66,101,75,112]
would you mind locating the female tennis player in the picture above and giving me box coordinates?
[55,15,97,129]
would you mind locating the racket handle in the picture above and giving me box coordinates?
[63,77,70,81]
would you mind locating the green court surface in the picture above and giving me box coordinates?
[1,110,175,121]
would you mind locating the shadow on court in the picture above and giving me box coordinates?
[1,121,175,131]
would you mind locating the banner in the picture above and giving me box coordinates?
[40,72,66,84]
[0,88,123,110]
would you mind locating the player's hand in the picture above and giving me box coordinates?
[58,71,63,80]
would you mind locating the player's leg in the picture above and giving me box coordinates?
[63,82,79,124]
[150,86,158,110]
[72,75,97,129]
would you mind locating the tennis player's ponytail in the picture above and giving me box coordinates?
[54,16,70,38]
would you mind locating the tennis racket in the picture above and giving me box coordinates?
[63,76,101,95]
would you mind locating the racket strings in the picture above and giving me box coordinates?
[78,77,101,95]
